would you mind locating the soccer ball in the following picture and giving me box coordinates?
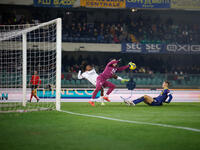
[129,62,136,70]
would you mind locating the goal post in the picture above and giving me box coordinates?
[22,33,27,107]
[56,18,62,111]
[0,18,62,112]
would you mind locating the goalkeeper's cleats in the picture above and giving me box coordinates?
[121,79,129,83]
[124,99,135,106]
[89,101,95,106]
[103,96,111,102]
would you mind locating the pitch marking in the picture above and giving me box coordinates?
[60,110,200,133]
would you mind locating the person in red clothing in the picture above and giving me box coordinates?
[29,70,41,102]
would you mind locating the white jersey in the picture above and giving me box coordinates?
[78,69,98,86]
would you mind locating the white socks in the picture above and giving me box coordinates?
[104,94,108,97]
[90,98,95,102]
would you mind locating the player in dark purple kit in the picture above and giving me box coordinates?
[124,81,173,106]
[89,59,130,106]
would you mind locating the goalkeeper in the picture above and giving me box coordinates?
[28,70,41,102]
[90,59,131,106]
[78,64,129,105]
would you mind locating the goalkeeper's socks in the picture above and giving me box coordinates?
[35,96,39,100]
[35,96,39,102]
[30,94,33,102]
[132,97,145,105]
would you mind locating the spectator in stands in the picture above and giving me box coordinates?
[2,7,200,44]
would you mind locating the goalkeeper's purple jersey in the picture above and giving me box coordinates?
[99,60,129,80]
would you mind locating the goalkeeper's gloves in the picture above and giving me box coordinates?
[121,79,130,83]
[117,76,129,83]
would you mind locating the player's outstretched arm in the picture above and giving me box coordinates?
[77,70,83,79]
[165,93,173,103]
[117,65,129,72]
[117,61,131,71]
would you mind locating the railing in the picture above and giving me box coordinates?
[62,72,200,89]
[0,72,199,89]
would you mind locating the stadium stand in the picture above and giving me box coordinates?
[1,6,200,88]
[1,7,200,44]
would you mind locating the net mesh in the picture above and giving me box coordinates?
[0,20,59,112]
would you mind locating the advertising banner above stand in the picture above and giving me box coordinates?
[33,0,78,8]
[126,0,170,8]
[171,0,200,10]
[80,0,126,8]
[122,43,200,54]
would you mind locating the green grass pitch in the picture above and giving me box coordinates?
[0,102,200,150]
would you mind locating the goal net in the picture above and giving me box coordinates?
[0,18,61,112]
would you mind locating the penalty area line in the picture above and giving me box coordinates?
[59,110,200,133]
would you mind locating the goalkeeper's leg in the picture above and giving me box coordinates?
[103,81,116,102]
[29,90,34,102]
[90,78,104,106]
[100,88,104,97]
[100,88,105,105]
[33,89,40,102]
[29,85,35,102]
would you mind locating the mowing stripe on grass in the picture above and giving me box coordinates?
[60,110,200,133]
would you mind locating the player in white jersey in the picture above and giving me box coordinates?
[78,66,98,86]
[78,65,128,105]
